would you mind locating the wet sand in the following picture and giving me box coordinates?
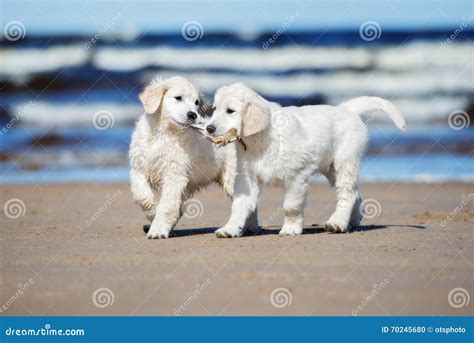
[0,182,472,316]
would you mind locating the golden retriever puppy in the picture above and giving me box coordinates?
[204,83,405,237]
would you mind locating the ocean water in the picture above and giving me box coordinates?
[0,31,473,184]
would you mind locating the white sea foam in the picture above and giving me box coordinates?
[1,42,471,77]
[0,45,89,81]
[12,102,141,126]
[375,42,473,71]
[92,42,472,72]
[92,46,373,71]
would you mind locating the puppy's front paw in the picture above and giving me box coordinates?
[324,215,350,233]
[279,223,303,236]
[146,226,170,239]
[215,226,242,238]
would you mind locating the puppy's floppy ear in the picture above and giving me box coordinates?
[241,95,270,137]
[139,80,167,114]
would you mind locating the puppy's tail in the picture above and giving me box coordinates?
[340,96,406,131]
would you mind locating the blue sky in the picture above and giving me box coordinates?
[1,0,472,35]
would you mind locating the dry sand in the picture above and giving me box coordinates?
[1,182,473,316]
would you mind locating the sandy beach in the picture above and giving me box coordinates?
[1,182,472,316]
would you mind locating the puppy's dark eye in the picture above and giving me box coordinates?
[226,108,235,114]
[195,99,199,106]
[174,96,182,101]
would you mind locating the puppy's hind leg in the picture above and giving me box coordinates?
[130,169,157,222]
[324,160,360,233]
[279,174,310,236]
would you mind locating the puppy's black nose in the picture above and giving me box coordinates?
[206,125,216,134]
[187,111,197,123]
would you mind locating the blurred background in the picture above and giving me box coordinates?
[1,0,473,184]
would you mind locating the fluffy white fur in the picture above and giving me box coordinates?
[205,83,406,237]
[129,76,245,239]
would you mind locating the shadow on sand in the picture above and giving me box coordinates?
[143,223,426,238]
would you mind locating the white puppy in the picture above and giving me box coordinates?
[204,83,406,237]
[129,76,243,239]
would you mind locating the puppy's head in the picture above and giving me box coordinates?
[206,83,270,138]
[139,75,205,128]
